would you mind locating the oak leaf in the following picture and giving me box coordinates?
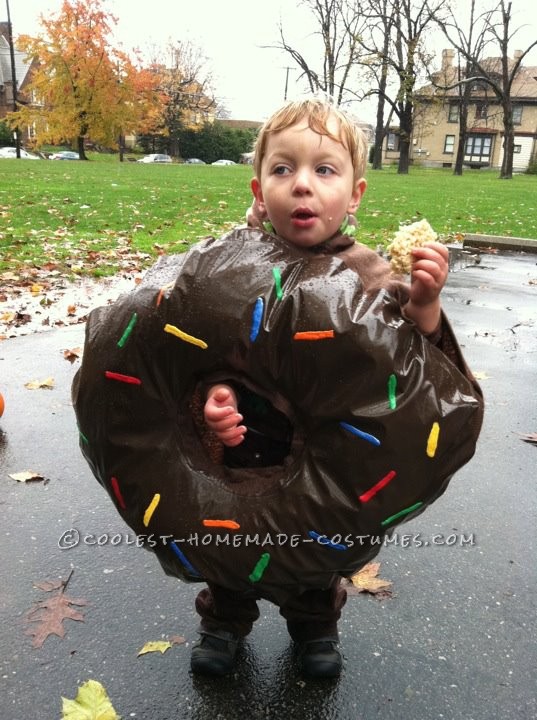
[24,572,88,647]
[24,377,55,389]
[61,679,119,720]
[344,562,393,598]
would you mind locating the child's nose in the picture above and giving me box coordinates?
[292,168,313,194]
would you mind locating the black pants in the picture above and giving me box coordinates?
[195,580,347,641]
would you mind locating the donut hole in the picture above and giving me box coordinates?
[183,380,303,496]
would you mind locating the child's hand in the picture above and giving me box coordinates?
[404,242,449,335]
[408,242,449,305]
[204,385,246,447]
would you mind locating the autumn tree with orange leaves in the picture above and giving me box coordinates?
[8,0,161,159]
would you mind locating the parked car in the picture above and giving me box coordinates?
[0,146,41,160]
[137,153,172,163]
[184,158,206,164]
[211,159,236,166]
[49,151,80,160]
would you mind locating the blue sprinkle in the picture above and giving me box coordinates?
[309,530,348,551]
[250,297,264,342]
[339,421,381,446]
[170,541,202,577]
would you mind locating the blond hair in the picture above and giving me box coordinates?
[253,98,368,182]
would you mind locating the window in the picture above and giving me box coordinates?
[475,104,488,120]
[444,135,455,153]
[465,134,492,159]
[448,104,459,122]
[513,144,522,154]
[512,106,523,125]
[386,132,399,151]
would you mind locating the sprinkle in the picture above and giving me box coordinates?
[340,421,381,447]
[110,476,126,509]
[78,427,89,445]
[250,297,264,342]
[388,374,397,409]
[170,541,202,577]
[105,370,142,385]
[202,519,241,530]
[293,330,335,341]
[156,282,173,308]
[117,312,138,348]
[309,531,348,551]
[359,470,397,503]
[381,501,423,528]
[249,552,271,583]
[427,422,440,457]
[143,493,160,527]
[272,267,283,300]
[164,323,208,349]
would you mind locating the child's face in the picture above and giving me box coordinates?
[251,116,366,248]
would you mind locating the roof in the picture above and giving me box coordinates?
[0,27,33,90]
[418,51,537,101]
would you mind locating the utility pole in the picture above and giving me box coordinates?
[5,0,21,157]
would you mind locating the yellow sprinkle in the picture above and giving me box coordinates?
[143,493,161,527]
[164,323,208,349]
[426,422,440,457]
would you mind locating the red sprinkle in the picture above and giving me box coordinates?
[359,470,397,503]
[293,330,335,341]
[110,476,126,509]
[105,371,142,385]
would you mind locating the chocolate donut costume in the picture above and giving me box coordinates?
[72,227,483,606]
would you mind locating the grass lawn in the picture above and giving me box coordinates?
[0,156,536,278]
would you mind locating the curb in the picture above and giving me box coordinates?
[463,233,537,254]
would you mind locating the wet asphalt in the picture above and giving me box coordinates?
[0,249,536,720]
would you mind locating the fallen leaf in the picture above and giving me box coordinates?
[9,470,47,483]
[170,635,186,646]
[63,346,83,363]
[517,432,537,445]
[138,640,172,656]
[67,304,77,316]
[61,679,119,720]
[473,371,491,380]
[24,571,88,647]
[24,377,55,389]
[343,562,393,598]
[30,283,44,295]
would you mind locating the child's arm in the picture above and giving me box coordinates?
[402,242,449,335]
[204,384,247,447]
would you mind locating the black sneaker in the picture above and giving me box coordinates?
[190,629,240,676]
[297,637,342,678]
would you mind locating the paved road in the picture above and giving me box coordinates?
[0,250,536,720]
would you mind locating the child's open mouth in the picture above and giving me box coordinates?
[291,209,317,227]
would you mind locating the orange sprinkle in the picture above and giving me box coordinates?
[203,519,241,530]
[293,330,335,341]
[156,288,165,307]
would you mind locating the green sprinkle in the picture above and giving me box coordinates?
[249,552,271,583]
[272,267,283,300]
[388,373,397,410]
[381,501,423,528]
[78,428,89,445]
[117,312,138,348]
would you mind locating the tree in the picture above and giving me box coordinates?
[273,0,367,105]
[356,0,448,174]
[143,41,216,156]
[435,0,537,179]
[7,0,160,159]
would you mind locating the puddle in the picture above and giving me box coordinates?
[0,273,142,339]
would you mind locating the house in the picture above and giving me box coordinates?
[385,48,537,171]
[0,22,36,139]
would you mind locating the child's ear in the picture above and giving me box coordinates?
[251,177,266,214]
[347,178,367,214]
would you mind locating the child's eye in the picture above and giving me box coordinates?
[317,165,335,176]
[273,165,291,175]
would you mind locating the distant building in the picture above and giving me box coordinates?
[0,22,37,139]
[384,48,537,171]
